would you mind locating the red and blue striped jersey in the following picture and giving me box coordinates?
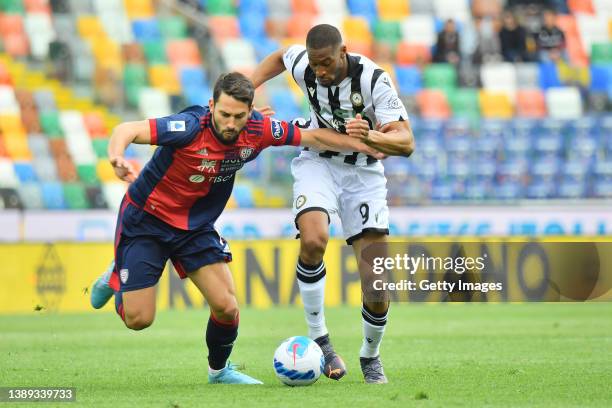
[126,105,301,230]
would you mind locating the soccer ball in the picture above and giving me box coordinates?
[273,336,324,386]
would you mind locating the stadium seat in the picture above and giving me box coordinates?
[148,65,181,94]
[515,64,540,89]
[480,63,517,101]
[0,158,20,187]
[343,17,372,43]
[373,21,402,47]
[545,87,583,119]
[124,0,154,18]
[239,12,267,40]
[1,0,25,13]
[131,19,162,42]
[166,39,202,67]
[538,63,561,89]
[142,41,168,64]
[0,187,23,209]
[479,91,513,119]
[138,87,171,118]
[102,181,127,210]
[400,15,436,47]
[207,0,236,15]
[433,0,470,23]
[41,181,67,209]
[347,0,377,23]
[516,89,547,118]
[13,161,37,183]
[396,43,431,65]
[18,182,44,209]
[208,16,240,40]
[591,43,612,63]
[159,16,188,39]
[394,65,422,95]
[377,0,409,20]
[423,64,457,91]
[221,39,257,72]
[568,0,595,14]
[417,89,451,119]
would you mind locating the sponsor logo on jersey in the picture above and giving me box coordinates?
[189,174,205,183]
[271,119,284,140]
[308,87,316,97]
[295,195,307,209]
[168,121,186,132]
[197,159,217,172]
[120,268,129,284]
[196,148,208,155]
[240,147,254,160]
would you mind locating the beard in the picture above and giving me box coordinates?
[212,117,241,145]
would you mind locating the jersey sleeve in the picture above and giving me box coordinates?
[371,71,409,127]
[282,45,307,72]
[260,116,302,148]
[148,107,203,147]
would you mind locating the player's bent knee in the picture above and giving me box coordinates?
[211,296,239,322]
[124,313,154,331]
[300,232,328,262]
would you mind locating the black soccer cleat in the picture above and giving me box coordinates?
[314,334,347,380]
[360,356,388,384]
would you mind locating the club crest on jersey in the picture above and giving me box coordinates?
[270,119,284,140]
[197,148,208,156]
[240,147,254,160]
[168,121,186,132]
[350,92,364,107]
[120,268,129,284]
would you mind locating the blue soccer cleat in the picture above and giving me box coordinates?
[208,362,263,385]
[90,260,115,309]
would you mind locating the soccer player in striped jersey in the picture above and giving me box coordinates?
[252,24,415,384]
[89,72,380,385]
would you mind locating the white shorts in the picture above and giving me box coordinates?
[291,150,390,244]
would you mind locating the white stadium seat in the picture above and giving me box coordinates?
[545,87,583,119]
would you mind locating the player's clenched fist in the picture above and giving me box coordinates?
[110,156,137,183]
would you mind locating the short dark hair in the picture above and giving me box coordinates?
[213,72,254,106]
[306,24,342,50]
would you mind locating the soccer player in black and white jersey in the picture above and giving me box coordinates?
[251,24,415,384]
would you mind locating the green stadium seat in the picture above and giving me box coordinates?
[206,0,236,15]
[373,21,401,46]
[448,88,480,119]
[39,111,63,137]
[591,43,612,63]
[423,64,457,92]
[63,182,89,209]
[159,16,188,39]
[124,64,148,107]
[92,139,109,159]
[0,0,25,14]
[77,164,99,185]
[142,41,168,64]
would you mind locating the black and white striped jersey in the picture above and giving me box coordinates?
[282,44,409,166]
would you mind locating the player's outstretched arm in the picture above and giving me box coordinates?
[346,115,415,157]
[108,120,151,182]
[300,126,385,159]
[250,48,288,88]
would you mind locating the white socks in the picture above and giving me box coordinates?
[296,259,328,339]
[360,304,388,358]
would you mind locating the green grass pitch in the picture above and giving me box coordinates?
[1,303,611,407]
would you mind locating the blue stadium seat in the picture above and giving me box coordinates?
[538,62,561,89]
[184,85,212,106]
[593,179,612,198]
[132,19,162,42]
[232,184,254,207]
[526,179,557,199]
[394,65,422,95]
[494,181,523,200]
[445,135,471,157]
[238,0,268,15]
[18,183,44,209]
[497,159,527,180]
[384,157,413,178]
[347,0,377,24]
[533,133,563,157]
[472,158,497,180]
[502,134,531,158]
[241,153,264,179]
[239,13,266,40]
[593,158,612,179]
[13,162,38,183]
[41,182,67,209]
[530,157,560,179]
[472,134,500,157]
[430,178,454,201]
[563,158,592,180]
[415,157,438,180]
[270,90,300,121]
[465,179,491,200]
[567,134,598,158]
[180,67,207,88]
[512,118,539,137]
[447,159,470,179]
[252,37,280,62]
[558,178,586,199]
[589,65,612,92]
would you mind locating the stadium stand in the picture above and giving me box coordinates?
[0,0,611,211]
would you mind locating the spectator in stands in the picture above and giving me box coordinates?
[536,9,567,62]
[433,19,461,65]
[473,16,502,64]
[499,11,529,62]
